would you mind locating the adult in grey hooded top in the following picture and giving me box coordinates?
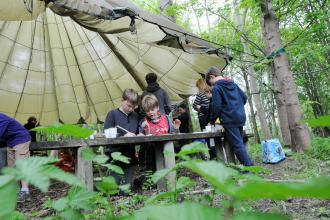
[141,73,171,115]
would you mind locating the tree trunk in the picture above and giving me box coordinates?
[160,0,176,22]
[270,64,292,146]
[234,3,272,140]
[260,0,311,151]
[243,69,261,143]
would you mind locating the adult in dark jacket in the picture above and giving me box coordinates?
[141,73,171,115]
[24,116,38,142]
[205,67,253,166]
[0,113,31,201]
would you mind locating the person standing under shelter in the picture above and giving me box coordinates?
[193,78,212,131]
[104,89,140,187]
[0,113,31,201]
[205,67,253,166]
[193,78,216,159]
[24,116,38,142]
[141,73,171,115]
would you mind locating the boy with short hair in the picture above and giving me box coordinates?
[205,67,253,166]
[140,95,180,135]
[139,95,180,171]
[0,113,31,202]
[104,89,140,186]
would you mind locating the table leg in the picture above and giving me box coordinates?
[154,141,176,190]
[224,139,236,164]
[155,144,165,190]
[214,137,227,163]
[75,146,94,191]
[163,141,176,188]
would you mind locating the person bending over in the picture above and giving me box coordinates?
[0,113,31,202]
[205,67,253,166]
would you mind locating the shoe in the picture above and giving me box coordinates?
[17,191,30,203]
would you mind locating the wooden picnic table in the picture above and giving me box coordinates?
[30,131,242,191]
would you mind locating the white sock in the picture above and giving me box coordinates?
[21,188,29,193]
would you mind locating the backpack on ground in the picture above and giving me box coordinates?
[262,139,285,164]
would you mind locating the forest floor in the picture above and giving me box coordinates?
[18,147,330,219]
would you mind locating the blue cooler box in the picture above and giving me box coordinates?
[262,139,285,164]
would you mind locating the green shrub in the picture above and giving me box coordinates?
[308,137,330,161]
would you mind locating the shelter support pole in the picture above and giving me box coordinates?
[75,146,94,191]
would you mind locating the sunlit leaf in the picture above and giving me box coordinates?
[234,177,330,200]
[127,202,224,220]
[304,115,330,127]
[32,124,93,139]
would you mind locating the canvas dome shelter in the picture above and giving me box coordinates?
[0,0,230,125]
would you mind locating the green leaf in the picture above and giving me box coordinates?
[147,177,194,204]
[93,155,109,165]
[230,212,290,220]
[95,176,119,195]
[234,177,330,200]
[2,157,83,192]
[59,208,84,220]
[82,147,109,164]
[176,142,209,158]
[51,198,69,212]
[304,115,330,127]
[32,124,93,139]
[182,160,238,194]
[176,176,194,191]
[128,202,224,220]
[111,152,130,164]
[81,147,96,161]
[67,186,97,210]
[102,164,124,175]
[237,165,271,174]
[151,168,172,184]
[0,175,19,218]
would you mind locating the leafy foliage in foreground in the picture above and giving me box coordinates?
[1,124,330,219]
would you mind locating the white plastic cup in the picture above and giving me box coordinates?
[105,128,117,138]
[205,125,212,132]
[215,125,223,131]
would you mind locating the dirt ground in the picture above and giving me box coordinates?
[18,154,330,219]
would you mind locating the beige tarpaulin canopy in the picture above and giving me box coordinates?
[0,0,230,125]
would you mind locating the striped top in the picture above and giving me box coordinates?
[193,92,210,117]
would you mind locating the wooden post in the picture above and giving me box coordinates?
[155,144,166,190]
[154,141,176,190]
[214,137,227,163]
[163,141,176,188]
[224,139,236,164]
[75,146,94,191]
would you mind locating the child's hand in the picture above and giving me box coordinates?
[124,132,136,137]
[141,120,148,128]
[173,119,181,129]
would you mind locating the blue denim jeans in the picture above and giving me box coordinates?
[225,127,253,166]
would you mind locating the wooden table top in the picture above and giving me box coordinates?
[30,131,225,151]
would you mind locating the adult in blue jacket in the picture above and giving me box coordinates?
[205,67,253,166]
[0,113,31,201]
